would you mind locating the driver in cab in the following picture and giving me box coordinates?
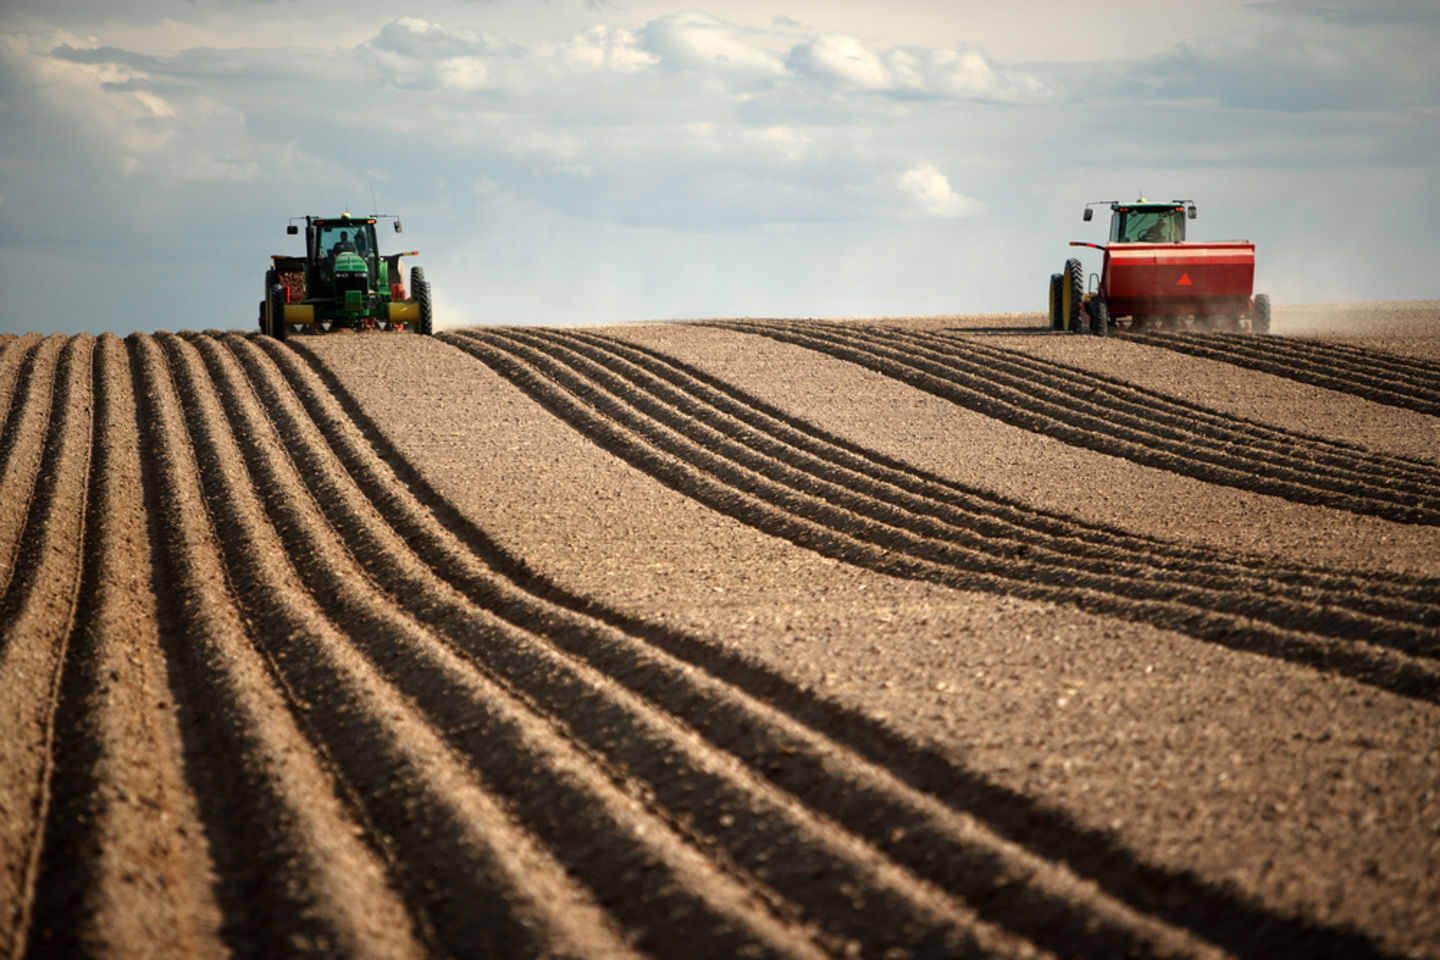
[1139,215,1175,242]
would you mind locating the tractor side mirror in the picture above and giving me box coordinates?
[1083,208,1093,221]
[1187,206,1197,219]
[394,219,403,233]
[286,225,298,235]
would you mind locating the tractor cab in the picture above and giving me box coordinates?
[316,217,376,263]
[1085,199,1196,244]
[308,216,377,287]
[310,216,377,310]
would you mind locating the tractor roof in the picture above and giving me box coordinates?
[314,214,376,225]
[1113,200,1187,212]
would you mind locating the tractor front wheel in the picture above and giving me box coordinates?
[1090,296,1110,337]
[1063,258,1084,333]
[1252,293,1271,334]
[412,266,433,336]
[1048,273,1063,330]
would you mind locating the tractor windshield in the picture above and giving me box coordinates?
[1112,208,1185,243]
[318,222,376,260]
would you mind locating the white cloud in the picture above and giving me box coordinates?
[787,33,889,90]
[371,17,517,61]
[898,164,981,218]
[788,33,1051,102]
[638,12,786,84]
[896,47,998,98]
[553,25,657,73]
[2,31,259,183]
[365,18,662,93]
[366,17,521,92]
[740,125,810,164]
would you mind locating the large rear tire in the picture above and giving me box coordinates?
[412,266,433,336]
[263,268,287,341]
[1063,258,1084,333]
[1048,273,1063,330]
[1252,293,1271,334]
[1090,295,1110,337]
[269,285,288,341]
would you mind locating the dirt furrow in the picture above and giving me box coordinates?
[447,327,1440,705]
[178,331,811,960]
[1180,331,1440,382]
[717,320,1440,525]
[230,331,1157,960]
[912,328,1437,486]
[301,329,1410,960]
[20,334,225,957]
[1289,338,1440,381]
[0,334,41,458]
[1121,332,1440,416]
[270,329,1245,960]
[248,333,1120,960]
[564,328,1438,606]
[0,336,63,601]
[775,320,1432,497]
[0,335,93,958]
[127,333,423,958]
[533,326,1440,634]
[820,321,1440,508]
[4,310,1435,957]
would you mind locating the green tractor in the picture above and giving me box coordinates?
[259,212,432,339]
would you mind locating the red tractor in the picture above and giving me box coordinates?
[1049,197,1269,336]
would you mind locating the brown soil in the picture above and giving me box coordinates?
[1,302,1438,959]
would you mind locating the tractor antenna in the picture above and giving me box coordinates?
[369,182,378,217]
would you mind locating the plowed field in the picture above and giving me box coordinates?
[2,302,1438,959]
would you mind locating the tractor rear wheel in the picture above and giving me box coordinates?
[268,283,288,341]
[1048,273,1063,330]
[1252,293,1271,334]
[1090,296,1110,337]
[263,268,287,341]
[412,266,433,336]
[1063,258,1083,333]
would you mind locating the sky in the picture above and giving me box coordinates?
[1,0,1437,336]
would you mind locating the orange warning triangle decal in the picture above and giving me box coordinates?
[1177,273,1193,286]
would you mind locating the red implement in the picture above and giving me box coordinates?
[1103,241,1254,318]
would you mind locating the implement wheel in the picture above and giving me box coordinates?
[1090,296,1110,337]
[1063,258,1084,333]
[1252,293,1271,334]
[1048,273,1063,330]
[412,266,433,336]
